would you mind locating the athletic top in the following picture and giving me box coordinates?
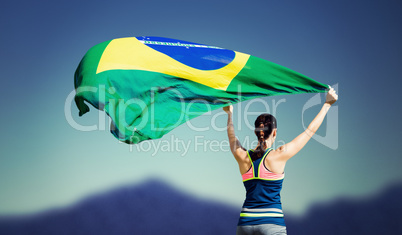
[237,148,286,226]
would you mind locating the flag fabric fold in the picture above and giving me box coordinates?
[74,36,328,144]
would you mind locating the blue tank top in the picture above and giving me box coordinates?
[238,148,286,226]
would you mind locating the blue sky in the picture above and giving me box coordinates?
[1,0,401,216]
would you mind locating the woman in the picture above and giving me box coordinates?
[223,87,338,235]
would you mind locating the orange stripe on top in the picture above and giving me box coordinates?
[242,149,284,181]
[258,160,284,180]
[242,166,254,181]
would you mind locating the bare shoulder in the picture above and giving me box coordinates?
[268,148,284,158]
[234,149,252,175]
[234,148,249,164]
[267,147,288,163]
[265,149,287,174]
[229,139,248,163]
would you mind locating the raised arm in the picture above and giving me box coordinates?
[223,105,247,163]
[276,87,338,161]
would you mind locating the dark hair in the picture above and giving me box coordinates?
[252,114,277,161]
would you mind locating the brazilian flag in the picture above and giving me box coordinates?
[74,36,328,144]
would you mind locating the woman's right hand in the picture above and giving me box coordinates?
[325,86,338,105]
[223,105,233,114]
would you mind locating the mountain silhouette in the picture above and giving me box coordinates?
[0,179,239,235]
[286,182,402,234]
[1,179,402,234]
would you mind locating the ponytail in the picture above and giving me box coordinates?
[252,114,277,161]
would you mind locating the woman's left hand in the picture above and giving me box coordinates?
[325,86,338,105]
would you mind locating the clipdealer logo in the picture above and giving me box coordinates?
[302,83,339,150]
